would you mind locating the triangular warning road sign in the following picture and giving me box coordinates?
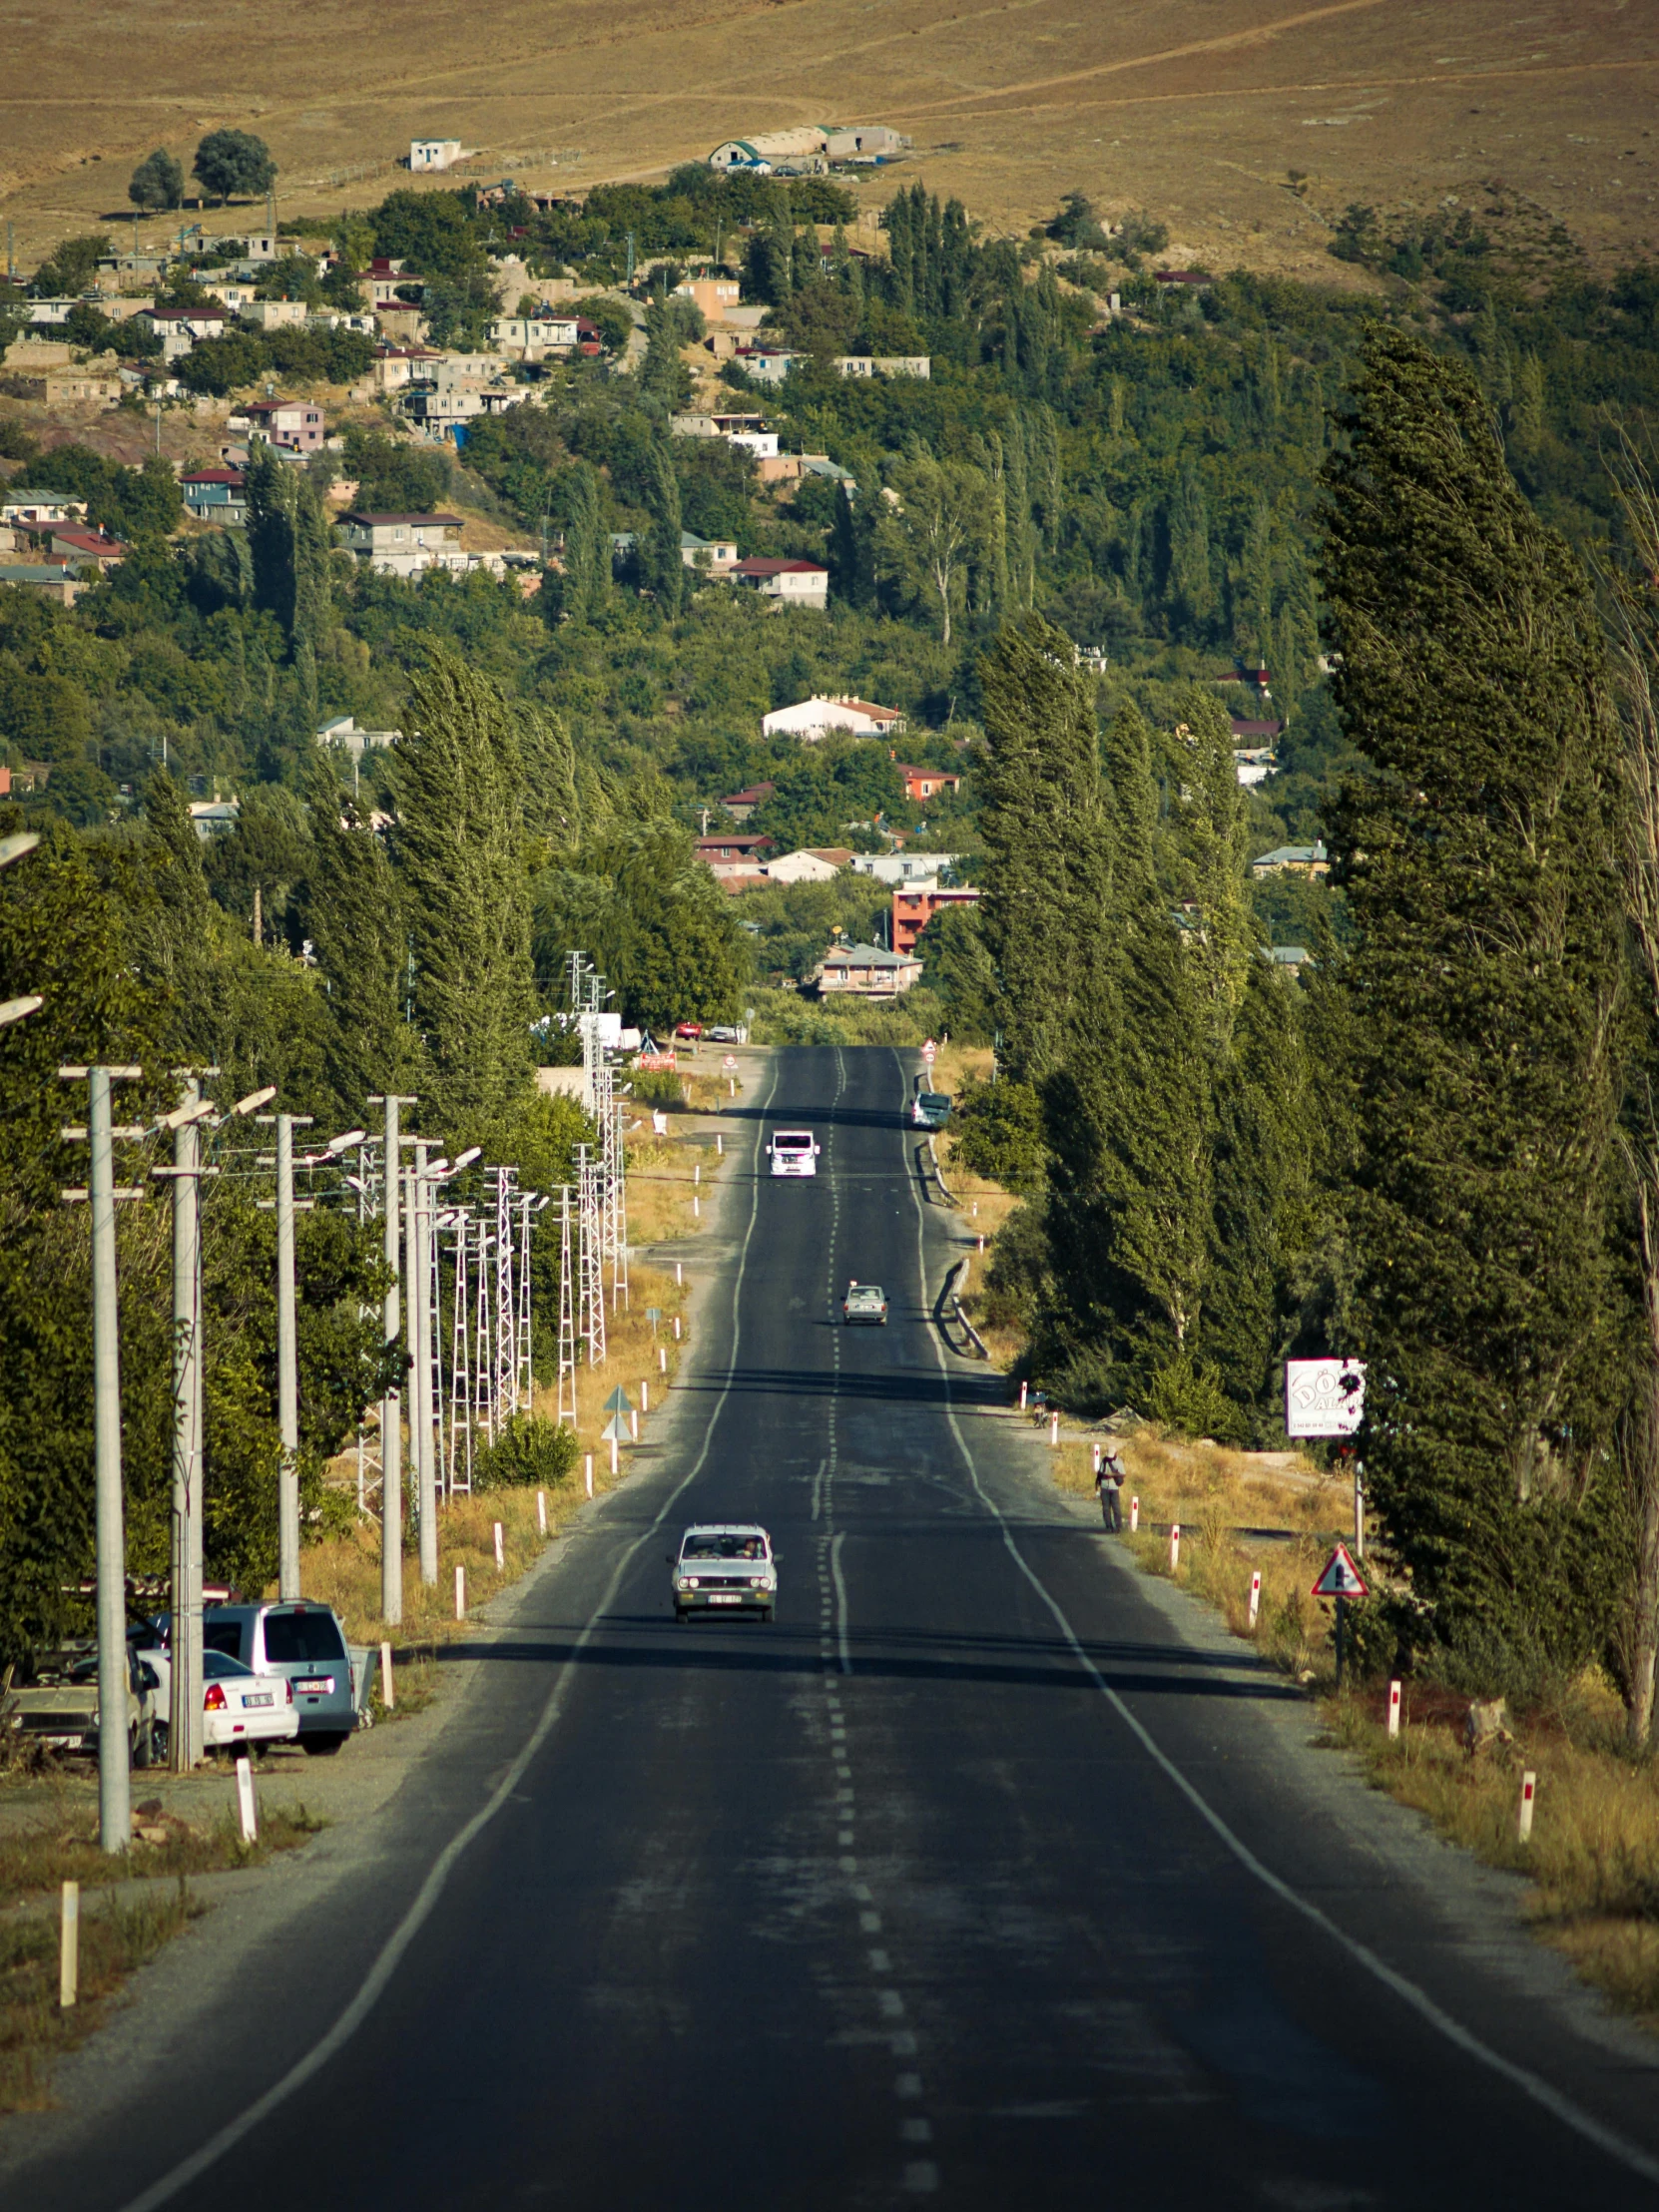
[1312,1542,1370,1600]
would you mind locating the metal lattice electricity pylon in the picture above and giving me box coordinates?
[576,1144,606,1368]
[492,1166,517,1429]
[515,1193,534,1414]
[449,1212,474,1493]
[555,1185,577,1425]
[474,1228,495,1444]
[610,1087,629,1314]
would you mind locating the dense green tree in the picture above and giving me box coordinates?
[303,778,420,1117]
[976,614,1110,1085]
[392,649,535,1129]
[128,149,184,212]
[193,129,276,205]
[1324,326,1627,1660]
[245,443,331,662]
[638,430,684,616]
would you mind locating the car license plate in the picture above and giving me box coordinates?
[244,1693,274,1708]
[295,1677,333,1693]
[710,1594,742,1605]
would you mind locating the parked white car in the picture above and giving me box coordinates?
[670,1525,779,1621]
[142,1646,299,1757]
[767,1129,821,1177]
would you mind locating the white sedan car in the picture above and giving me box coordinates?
[670,1525,779,1621]
[146,1647,299,1757]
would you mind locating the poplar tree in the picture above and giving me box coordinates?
[392,649,535,1130]
[977,615,1110,1086]
[304,772,418,1115]
[639,432,684,616]
[1323,326,1626,1656]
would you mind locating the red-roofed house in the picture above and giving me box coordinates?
[26,525,126,567]
[891,762,963,804]
[696,831,776,878]
[720,782,776,822]
[732,557,829,608]
[182,468,248,525]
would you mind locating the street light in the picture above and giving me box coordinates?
[450,1145,482,1171]
[155,1093,216,1133]
[231,1085,276,1116]
[324,1128,366,1156]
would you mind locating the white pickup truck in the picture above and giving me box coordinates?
[766,1129,821,1178]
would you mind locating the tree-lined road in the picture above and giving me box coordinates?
[17,1046,1659,2212]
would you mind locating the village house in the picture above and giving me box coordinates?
[891,883,980,957]
[720,782,775,823]
[316,714,400,763]
[0,563,86,609]
[1251,841,1330,879]
[680,529,741,573]
[695,832,776,876]
[813,940,923,997]
[732,557,830,608]
[674,276,743,321]
[707,125,909,172]
[202,281,256,312]
[764,847,853,884]
[891,761,962,803]
[410,138,466,173]
[0,490,89,527]
[135,303,227,356]
[849,850,962,887]
[19,523,126,568]
[486,310,586,356]
[182,468,249,526]
[15,368,122,407]
[336,510,467,577]
[764,695,904,741]
[229,397,325,453]
[240,299,309,332]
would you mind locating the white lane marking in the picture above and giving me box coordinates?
[830,1528,852,1676]
[899,1052,1659,2193]
[119,1060,788,2212]
[903,2159,939,2192]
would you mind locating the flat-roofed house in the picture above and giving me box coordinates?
[336,510,467,577]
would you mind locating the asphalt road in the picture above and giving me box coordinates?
[16,1044,1659,2212]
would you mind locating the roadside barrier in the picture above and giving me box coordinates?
[1519,1772,1537,1843]
[943,1258,989,1359]
[1248,1570,1262,1630]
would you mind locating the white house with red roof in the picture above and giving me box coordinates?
[733,556,829,608]
[763,693,903,740]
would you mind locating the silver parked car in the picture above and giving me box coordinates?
[669,1525,778,1622]
[199,1601,357,1753]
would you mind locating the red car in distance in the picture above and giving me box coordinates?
[674,1021,704,1041]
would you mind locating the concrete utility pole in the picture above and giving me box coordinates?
[169,1083,207,1772]
[370,1095,417,1624]
[409,1161,437,1588]
[59,1064,144,1854]
[275,1112,311,1600]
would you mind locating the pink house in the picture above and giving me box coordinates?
[231,398,325,452]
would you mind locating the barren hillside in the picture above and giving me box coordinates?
[4,0,1658,276]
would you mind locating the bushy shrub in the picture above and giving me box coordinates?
[1143,1352,1235,1439]
[472,1414,580,1491]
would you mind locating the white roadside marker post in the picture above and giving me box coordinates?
[1387,1680,1402,1739]
[454,1565,466,1620]
[717,1133,724,1156]
[236,1755,259,1845]
[1129,1496,1139,1533]
[1092,1442,1102,1478]
[729,1077,736,1098]
[1048,1411,1059,1446]
[1018,1381,1027,1412]
[641,1381,649,1414]
[584,1452,594,1498]
[694,1163,701,1188]
[1248,1570,1262,1630]
[693,1194,700,1220]
[536,1489,547,1536]
[493,1521,504,1572]
[609,1433,619,1476]
[658,1347,667,1375]
[1518,1771,1536,1844]
[379,1640,394,1711]
[60,1882,79,2009]
[674,1316,682,1341]
[675,1261,682,1288]
[1169,1524,1181,1574]
[629,1408,638,1440]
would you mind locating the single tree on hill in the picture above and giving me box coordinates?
[128,149,184,213]
[193,129,276,207]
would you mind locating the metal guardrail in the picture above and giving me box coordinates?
[945,1257,989,1359]
[925,1134,959,1208]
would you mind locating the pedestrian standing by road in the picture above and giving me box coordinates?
[1095,1448,1124,1533]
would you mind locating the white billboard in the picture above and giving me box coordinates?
[1285,1358,1366,1438]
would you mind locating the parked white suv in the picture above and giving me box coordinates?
[767,1129,821,1177]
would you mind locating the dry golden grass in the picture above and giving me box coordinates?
[0,1804,323,2110]
[9,3,1657,282]
[1330,1680,1659,2027]
[1047,1423,1345,1676]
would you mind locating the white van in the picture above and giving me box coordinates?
[766,1129,821,1177]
